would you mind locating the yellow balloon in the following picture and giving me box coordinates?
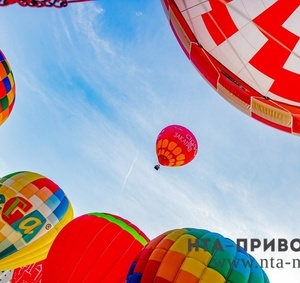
[0,171,74,271]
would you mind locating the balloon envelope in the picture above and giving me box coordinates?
[0,171,74,271]
[42,212,149,283]
[126,228,270,283]
[155,125,198,168]
[0,50,15,126]
[11,260,44,283]
[162,0,300,135]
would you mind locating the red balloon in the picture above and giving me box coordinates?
[155,125,198,169]
[162,0,300,135]
[11,260,44,283]
[42,212,149,283]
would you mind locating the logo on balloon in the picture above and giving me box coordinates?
[173,131,197,154]
[0,194,46,243]
[45,223,52,230]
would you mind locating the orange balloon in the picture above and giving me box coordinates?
[155,125,198,169]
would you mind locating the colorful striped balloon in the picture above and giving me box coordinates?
[0,171,74,271]
[0,50,15,126]
[126,228,270,283]
[43,212,149,283]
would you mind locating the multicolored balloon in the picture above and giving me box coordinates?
[0,171,74,271]
[11,260,44,283]
[155,125,198,170]
[0,50,15,126]
[126,228,270,283]
[162,0,300,135]
[43,212,149,283]
[0,0,95,8]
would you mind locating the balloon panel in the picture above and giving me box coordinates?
[0,50,15,126]
[156,125,198,167]
[162,0,300,135]
[43,212,149,283]
[11,260,44,283]
[0,171,74,271]
[126,228,270,283]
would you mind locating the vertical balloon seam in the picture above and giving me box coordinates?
[81,230,144,283]
[61,215,123,282]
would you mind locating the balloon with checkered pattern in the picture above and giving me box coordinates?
[162,0,300,136]
[126,228,270,283]
[0,50,15,126]
[0,171,74,271]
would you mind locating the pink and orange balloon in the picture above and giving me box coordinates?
[155,125,198,170]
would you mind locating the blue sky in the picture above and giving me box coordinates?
[1,1,300,282]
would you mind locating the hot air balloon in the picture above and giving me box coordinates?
[0,0,92,8]
[155,124,198,170]
[126,228,270,283]
[0,171,74,271]
[42,212,149,283]
[11,260,44,283]
[162,0,300,136]
[0,50,15,126]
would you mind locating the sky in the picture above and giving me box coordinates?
[1,0,300,282]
